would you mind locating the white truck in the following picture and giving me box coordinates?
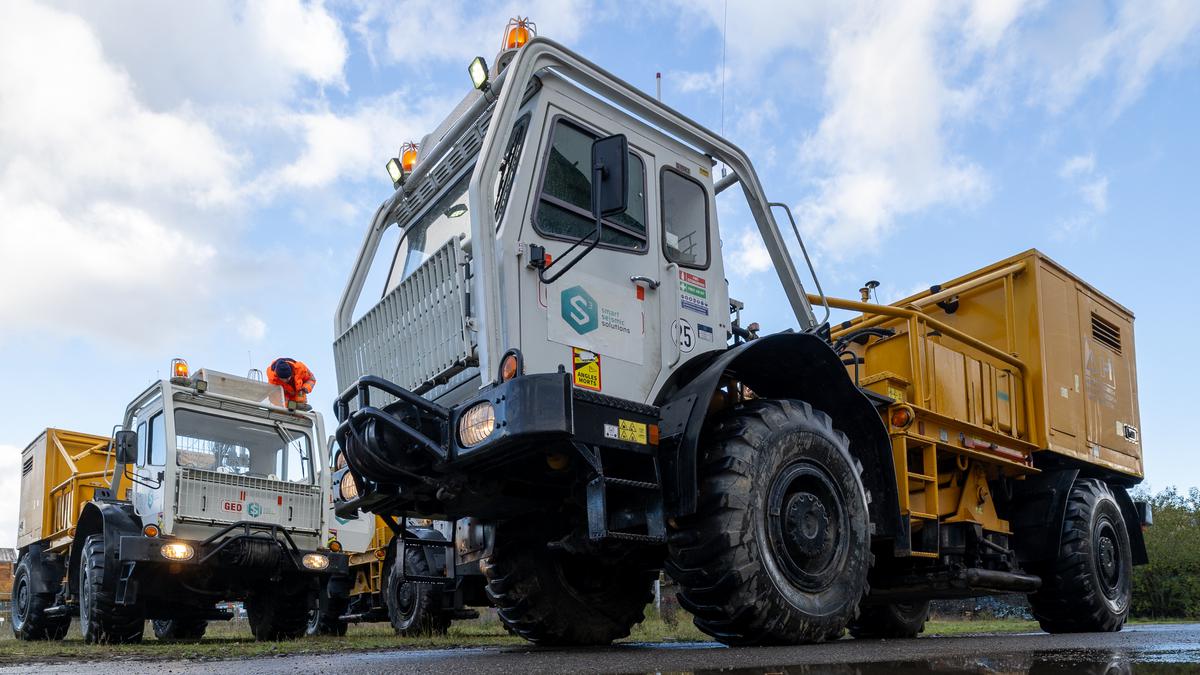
[13,361,347,643]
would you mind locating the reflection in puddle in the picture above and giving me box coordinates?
[679,648,1200,675]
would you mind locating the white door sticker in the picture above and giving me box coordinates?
[548,272,645,365]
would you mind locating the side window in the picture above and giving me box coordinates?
[534,118,647,250]
[661,168,710,268]
[136,421,148,467]
[494,115,530,222]
[148,413,166,466]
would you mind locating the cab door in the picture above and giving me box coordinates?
[131,405,167,527]
[517,104,663,403]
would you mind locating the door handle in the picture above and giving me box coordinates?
[630,275,660,289]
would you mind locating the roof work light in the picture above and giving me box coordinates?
[386,157,404,188]
[469,56,490,91]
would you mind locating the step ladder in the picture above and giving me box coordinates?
[580,442,666,544]
[893,436,940,558]
[385,516,456,583]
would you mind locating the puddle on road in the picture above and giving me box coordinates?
[678,648,1200,674]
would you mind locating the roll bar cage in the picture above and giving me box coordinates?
[335,37,818,378]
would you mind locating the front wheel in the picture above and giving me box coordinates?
[246,590,309,641]
[306,580,349,637]
[11,555,69,641]
[79,534,144,644]
[1029,478,1132,633]
[481,525,656,646]
[666,399,872,646]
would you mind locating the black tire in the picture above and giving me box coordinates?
[1029,478,1132,633]
[849,601,930,639]
[481,525,656,646]
[246,590,310,641]
[307,581,349,637]
[666,399,871,646]
[79,534,144,644]
[152,617,208,641]
[386,545,451,636]
[11,554,69,641]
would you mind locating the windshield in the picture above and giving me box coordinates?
[174,409,314,484]
[385,175,471,293]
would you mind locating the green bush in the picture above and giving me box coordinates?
[1131,487,1200,619]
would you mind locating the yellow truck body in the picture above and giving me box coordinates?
[821,249,1142,558]
[17,429,126,553]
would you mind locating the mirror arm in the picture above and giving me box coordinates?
[535,162,605,285]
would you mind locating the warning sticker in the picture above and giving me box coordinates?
[679,271,709,316]
[618,419,648,445]
[572,347,601,391]
[697,323,714,342]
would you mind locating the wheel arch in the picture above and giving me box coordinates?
[68,501,141,596]
[656,332,903,545]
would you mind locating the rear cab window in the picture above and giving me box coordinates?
[534,118,647,251]
[661,167,710,268]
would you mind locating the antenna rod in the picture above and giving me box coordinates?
[656,72,661,101]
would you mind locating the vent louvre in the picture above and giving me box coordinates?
[1091,313,1122,354]
[22,456,33,476]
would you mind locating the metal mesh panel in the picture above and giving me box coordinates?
[334,238,472,398]
[175,468,321,533]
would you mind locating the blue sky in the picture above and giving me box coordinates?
[1,1,1198,545]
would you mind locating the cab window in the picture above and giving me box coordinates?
[148,413,166,466]
[661,168,710,268]
[535,118,646,250]
[136,421,148,466]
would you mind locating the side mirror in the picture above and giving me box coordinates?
[114,430,138,465]
[591,134,628,218]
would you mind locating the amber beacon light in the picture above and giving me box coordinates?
[503,17,536,50]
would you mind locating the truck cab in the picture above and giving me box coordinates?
[12,362,346,644]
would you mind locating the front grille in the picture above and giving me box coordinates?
[175,469,321,533]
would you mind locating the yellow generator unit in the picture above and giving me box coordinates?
[18,429,127,553]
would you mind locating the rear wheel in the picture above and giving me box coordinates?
[1029,478,1132,633]
[386,545,451,636]
[152,618,208,641]
[11,555,69,641]
[481,525,656,646]
[666,399,871,646]
[246,590,309,641]
[79,534,144,644]
[849,601,930,639]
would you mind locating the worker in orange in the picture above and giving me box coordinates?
[267,358,316,408]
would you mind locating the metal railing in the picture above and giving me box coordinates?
[334,237,473,401]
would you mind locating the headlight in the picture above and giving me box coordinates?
[160,542,194,561]
[334,451,347,472]
[339,471,359,500]
[458,401,496,446]
[302,553,329,571]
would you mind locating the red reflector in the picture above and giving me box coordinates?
[277,495,283,505]
[636,286,645,301]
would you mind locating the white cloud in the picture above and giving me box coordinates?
[796,3,989,256]
[0,1,233,344]
[1080,176,1109,214]
[44,0,349,107]
[727,229,773,277]
[237,314,268,342]
[0,446,18,548]
[366,0,592,66]
[1060,153,1096,179]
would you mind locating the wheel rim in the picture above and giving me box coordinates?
[13,576,29,630]
[1095,516,1123,600]
[393,582,418,627]
[766,460,850,593]
[80,562,92,634]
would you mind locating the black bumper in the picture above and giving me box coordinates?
[118,521,348,576]
[333,371,660,518]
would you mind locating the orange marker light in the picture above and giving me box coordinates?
[171,358,189,378]
[143,524,160,537]
[890,407,913,429]
[400,141,419,173]
[503,17,536,50]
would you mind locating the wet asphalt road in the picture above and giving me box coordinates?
[7,623,1199,674]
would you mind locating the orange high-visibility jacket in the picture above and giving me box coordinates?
[267,358,316,403]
